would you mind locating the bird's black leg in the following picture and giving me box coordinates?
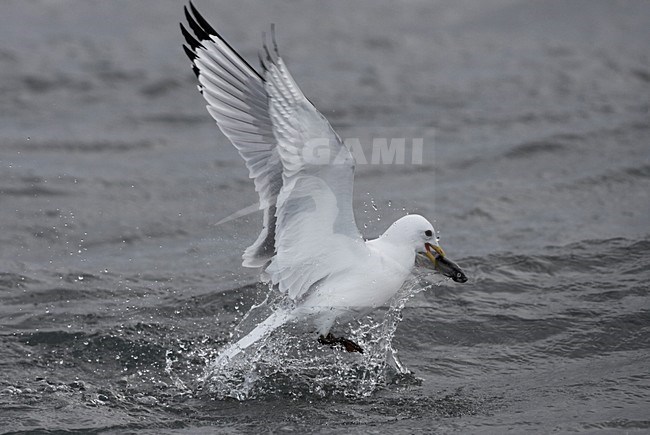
[318,332,338,347]
[337,336,364,353]
[318,333,364,353]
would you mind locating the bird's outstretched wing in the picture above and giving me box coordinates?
[181,2,278,268]
[181,3,366,300]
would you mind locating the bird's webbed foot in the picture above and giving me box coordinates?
[318,332,364,353]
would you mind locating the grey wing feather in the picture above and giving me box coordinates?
[258,32,366,300]
[181,3,279,268]
[182,4,365,301]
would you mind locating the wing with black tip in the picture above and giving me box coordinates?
[181,2,279,268]
[181,3,364,300]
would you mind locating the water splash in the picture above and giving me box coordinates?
[191,276,441,400]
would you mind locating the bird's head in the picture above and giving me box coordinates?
[386,215,468,283]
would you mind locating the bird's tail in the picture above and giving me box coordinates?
[212,309,291,367]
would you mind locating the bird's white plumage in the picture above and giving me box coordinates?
[181,4,451,365]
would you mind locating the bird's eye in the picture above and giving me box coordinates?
[425,230,433,237]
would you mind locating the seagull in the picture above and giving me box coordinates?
[180,2,467,362]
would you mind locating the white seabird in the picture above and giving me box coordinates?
[180,2,467,363]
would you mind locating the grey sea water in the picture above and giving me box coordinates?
[1,0,649,433]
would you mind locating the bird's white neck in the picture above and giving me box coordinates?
[365,236,416,274]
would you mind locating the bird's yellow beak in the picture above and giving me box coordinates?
[425,242,445,265]
[421,242,468,283]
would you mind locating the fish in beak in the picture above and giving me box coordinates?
[417,242,468,283]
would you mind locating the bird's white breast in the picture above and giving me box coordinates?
[299,239,414,311]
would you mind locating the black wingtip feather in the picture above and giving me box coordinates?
[185,6,211,42]
[180,23,203,51]
[189,1,218,35]
[181,2,265,81]
[182,43,197,61]
[182,44,201,79]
